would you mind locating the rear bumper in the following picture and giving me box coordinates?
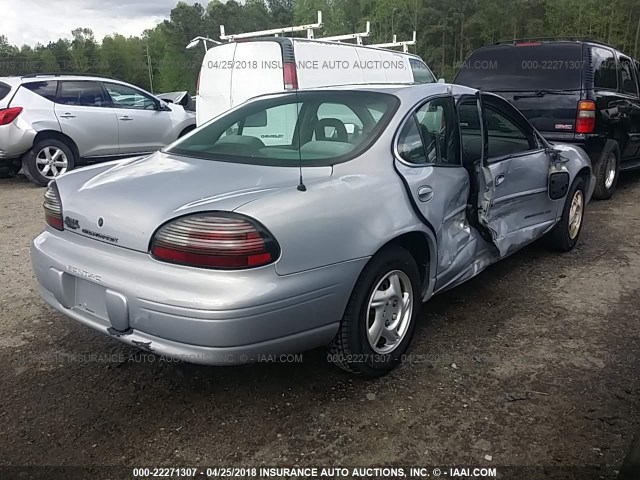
[542,131,607,163]
[31,230,367,365]
[0,119,36,160]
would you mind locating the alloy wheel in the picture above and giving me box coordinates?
[366,270,413,354]
[36,146,68,179]
[568,189,584,240]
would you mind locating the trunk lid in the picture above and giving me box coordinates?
[55,152,331,253]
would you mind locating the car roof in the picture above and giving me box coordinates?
[299,82,477,100]
[17,74,117,83]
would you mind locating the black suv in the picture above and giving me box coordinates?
[454,38,640,199]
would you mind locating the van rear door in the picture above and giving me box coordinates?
[197,43,236,126]
[230,41,285,109]
[454,43,583,139]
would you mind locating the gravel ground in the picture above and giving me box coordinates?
[0,172,639,479]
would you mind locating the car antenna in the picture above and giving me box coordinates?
[291,40,306,191]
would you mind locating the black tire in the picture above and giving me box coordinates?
[327,245,421,377]
[0,160,20,179]
[592,139,620,200]
[178,125,196,138]
[22,138,75,187]
[546,176,586,252]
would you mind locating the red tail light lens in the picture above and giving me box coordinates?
[576,100,596,133]
[283,63,298,90]
[150,213,279,269]
[43,183,64,231]
[0,107,22,126]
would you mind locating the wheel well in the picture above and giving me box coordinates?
[577,166,591,192]
[381,232,432,288]
[33,130,79,160]
[178,125,196,138]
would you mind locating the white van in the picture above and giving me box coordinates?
[196,37,437,126]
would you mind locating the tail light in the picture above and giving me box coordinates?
[576,100,596,133]
[0,107,22,126]
[283,62,298,90]
[43,183,64,231]
[151,213,279,269]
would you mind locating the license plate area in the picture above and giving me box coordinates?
[74,278,108,320]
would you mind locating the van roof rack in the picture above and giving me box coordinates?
[220,11,324,41]
[370,32,417,53]
[494,36,615,48]
[321,21,371,45]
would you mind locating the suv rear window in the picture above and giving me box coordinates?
[0,82,11,101]
[455,43,583,91]
[24,81,58,101]
[167,91,399,167]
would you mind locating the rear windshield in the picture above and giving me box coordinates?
[0,82,11,101]
[166,91,399,166]
[455,43,583,91]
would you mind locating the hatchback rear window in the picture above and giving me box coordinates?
[0,82,10,101]
[167,91,399,166]
[455,43,583,91]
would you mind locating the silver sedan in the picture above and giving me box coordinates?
[31,83,594,377]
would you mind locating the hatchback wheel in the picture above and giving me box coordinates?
[593,140,620,200]
[328,245,421,377]
[546,176,586,252]
[23,138,75,187]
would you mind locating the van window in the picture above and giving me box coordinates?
[167,91,399,166]
[592,47,618,90]
[455,44,582,91]
[0,82,12,101]
[619,55,638,96]
[409,59,436,84]
[24,81,58,101]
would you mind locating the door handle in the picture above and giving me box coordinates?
[119,116,133,121]
[59,113,76,119]
[417,186,434,202]
[495,173,506,186]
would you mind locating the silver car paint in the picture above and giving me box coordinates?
[0,75,195,161]
[31,83,593,364]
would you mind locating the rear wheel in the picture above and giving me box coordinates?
[546,176,586,252]
[327,245,421,377]
[592,140,620,200]
[22,138,75,187]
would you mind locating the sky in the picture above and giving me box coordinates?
[0,0,201,46]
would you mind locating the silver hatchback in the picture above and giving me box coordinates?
[31,83,594,377]
[0,74,196,186]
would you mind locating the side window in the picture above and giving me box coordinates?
[24,81,58,101]
[104,83,157,110]
[398,96,459,165]
[409,58,436,84]
[458,100,483,167]
[57,81,107,107]
[414,96,459,165]
[240,103,298,146]
[592,46,618,90]
[397,117,426,164]
[484,103,534,159]
[619,55,639,96]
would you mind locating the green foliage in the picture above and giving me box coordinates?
[1,0,639,89]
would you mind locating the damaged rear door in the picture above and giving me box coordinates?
[476,93,560,257]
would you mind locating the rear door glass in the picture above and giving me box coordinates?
[592,46,618,89]
[409,58,436,83]
[455,43,583,91]
[58,81,108,107]
[0,82,11,101]
[23,81,58,101]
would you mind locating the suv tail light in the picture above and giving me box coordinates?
[576,100,596,133]
[151,213,279,269]
[283,62,298,90]
[0,107,22,126]
[43,183,64,231]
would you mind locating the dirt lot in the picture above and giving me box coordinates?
[0,172,639,478]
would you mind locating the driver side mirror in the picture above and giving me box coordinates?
[157,101,172,112]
